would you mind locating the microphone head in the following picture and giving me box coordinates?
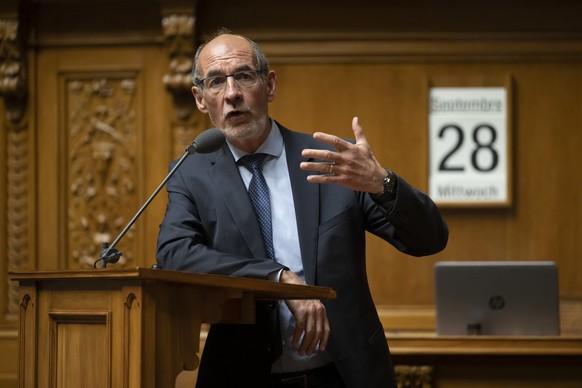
[191,128,226,154]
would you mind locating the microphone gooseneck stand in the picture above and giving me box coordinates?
[93,128,225,269]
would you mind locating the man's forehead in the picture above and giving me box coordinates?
[198,34,255,71]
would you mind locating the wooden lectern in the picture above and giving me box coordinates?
[11,268,336,388]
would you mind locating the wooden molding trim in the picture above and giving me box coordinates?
[258,34,582,64]
[378,305,436,333]
[32,35,582,64]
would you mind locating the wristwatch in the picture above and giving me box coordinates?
[370,169,397,202]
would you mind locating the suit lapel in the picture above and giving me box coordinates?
[281,127,320,285]
[207,127,321,280]
[209,146,268,259]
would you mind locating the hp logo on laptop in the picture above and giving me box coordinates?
[489,295,506,310]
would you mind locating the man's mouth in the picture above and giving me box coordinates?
[225,110,250,122]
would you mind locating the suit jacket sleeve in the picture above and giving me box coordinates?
[365,174,448,257]
[155,153,286,279]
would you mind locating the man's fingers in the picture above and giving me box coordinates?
[301,117,370,164]
[320,317,331,351]
[352,116,369,146]
[299,161,337,175]
[311,131,352,151]
[287,299,330,356]
[301,308,326,355]
[301,148,340,163]
[298,309,316,355]
[292,320,304,350]
[352,116,361,135]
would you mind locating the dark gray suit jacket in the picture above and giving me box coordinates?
[156,123,448,388]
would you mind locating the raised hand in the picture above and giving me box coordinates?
[300,117,387,193]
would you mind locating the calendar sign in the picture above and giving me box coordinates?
[429,87,509,206]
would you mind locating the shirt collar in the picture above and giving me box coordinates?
[228,119,283,162]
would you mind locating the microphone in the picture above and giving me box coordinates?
[187,126,227,154]
[93,128,226,268]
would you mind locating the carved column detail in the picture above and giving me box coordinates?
[0,18,27,122]
[162,13,200,158]
[1,16,30,321]
[395,365,434,388]
[66,77,139,268]
[18,293,33,383]
[123,292,137,387]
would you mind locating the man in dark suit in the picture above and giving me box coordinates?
[156,30,448,388]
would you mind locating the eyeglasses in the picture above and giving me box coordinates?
[197,69,264,94]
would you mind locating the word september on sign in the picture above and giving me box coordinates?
[428,87,509,206]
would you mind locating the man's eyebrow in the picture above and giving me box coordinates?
[204,64,254,78]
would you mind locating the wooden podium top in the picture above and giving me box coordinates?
[10,267,337,301]
[11,268,336,387]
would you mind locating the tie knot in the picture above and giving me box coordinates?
[238,153,269,171]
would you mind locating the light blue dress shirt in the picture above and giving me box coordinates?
[227,120,333,373]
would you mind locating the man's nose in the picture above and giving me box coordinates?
[224,76,242,97]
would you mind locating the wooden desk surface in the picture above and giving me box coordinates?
[386,331,582,356]
[386,332,582,387]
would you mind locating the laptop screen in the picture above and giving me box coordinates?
[435,261,560,336]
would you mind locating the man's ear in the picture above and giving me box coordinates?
[266,71,277,102]
[192,86,208,113]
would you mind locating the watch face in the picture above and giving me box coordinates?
[371,170,397,200]
[384,171,396,194]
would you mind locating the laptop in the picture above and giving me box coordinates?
[435,261,560,336]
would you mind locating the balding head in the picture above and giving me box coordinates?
[192,31,270,85]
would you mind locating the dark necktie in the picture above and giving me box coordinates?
[238,153,275,260]
[238,153,282,362]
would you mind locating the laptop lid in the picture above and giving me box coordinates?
[435,261,560,336]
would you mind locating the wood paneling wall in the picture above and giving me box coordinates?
[270,61,582,307]
[1,0,582,386]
